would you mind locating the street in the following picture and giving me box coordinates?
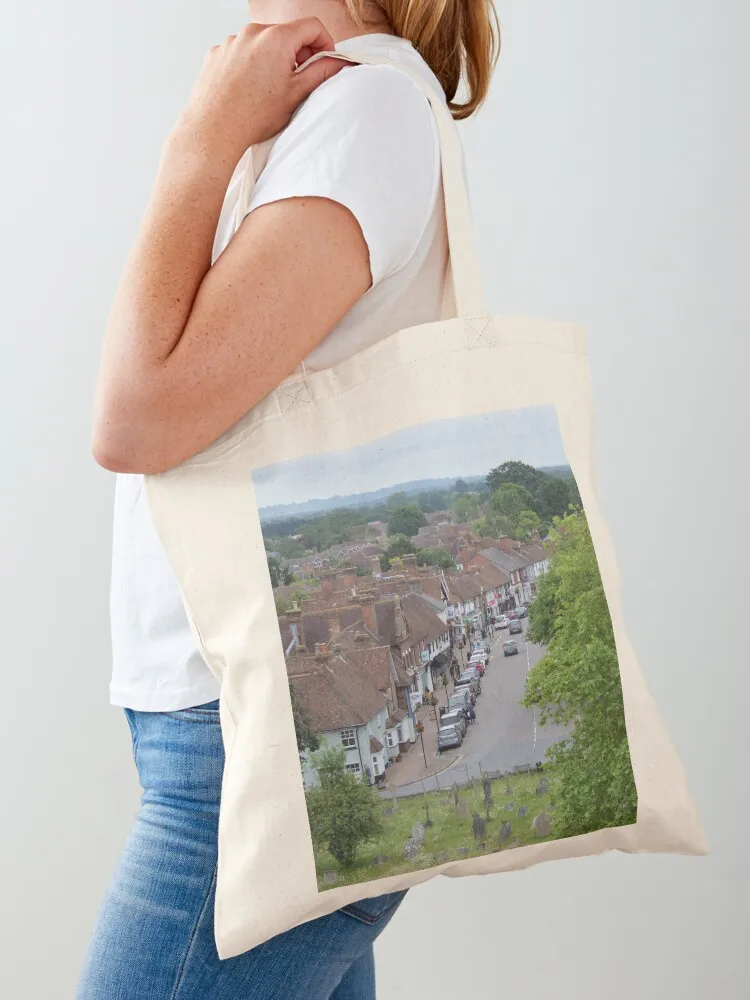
[391,623,570,797]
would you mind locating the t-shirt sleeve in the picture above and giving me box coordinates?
[244,64,440,286]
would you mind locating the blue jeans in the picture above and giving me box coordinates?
[77,702,405,999]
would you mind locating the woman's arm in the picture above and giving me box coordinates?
[92,19,369,474]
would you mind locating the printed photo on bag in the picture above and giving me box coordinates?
[252,405,637,891]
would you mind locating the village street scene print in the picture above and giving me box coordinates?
[253,406,637,891]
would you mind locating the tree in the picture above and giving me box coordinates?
[454,479,469,493]
[452,494,480,523]
[522,511,636,837]
[290,683,320,758]
[387,491,411,510]
[490,483,536,520]
[306,746,384,868]
[487,461,542,495]
[416,548,455,569]
[537,476,575,521]
[267,556,281,589]
[515,509,542,540]
[379,534,415,571]
[387,505,427,538]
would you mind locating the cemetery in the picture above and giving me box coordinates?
[313,767,557,891]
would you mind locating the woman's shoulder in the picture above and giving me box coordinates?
[295,59,440,147]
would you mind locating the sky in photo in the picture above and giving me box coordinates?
[253,405,568,509]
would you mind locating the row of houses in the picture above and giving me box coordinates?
[280,533,550,788]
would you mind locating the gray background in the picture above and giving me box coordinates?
[1,1,747,997]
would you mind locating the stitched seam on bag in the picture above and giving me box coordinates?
[275,377,313,413]
[179,326,586,465]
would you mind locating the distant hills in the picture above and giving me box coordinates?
[258,467,572,522]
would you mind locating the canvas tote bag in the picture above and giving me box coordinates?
[145,50,706,959]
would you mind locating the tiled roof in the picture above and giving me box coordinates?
[399,593,447,649]
[387,708,407,727]
[370,736,384,753]
[479,547,528,573]
[287,656,387,732]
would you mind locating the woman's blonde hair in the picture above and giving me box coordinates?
[343,0,500,119]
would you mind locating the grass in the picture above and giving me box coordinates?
[314,770,558,891]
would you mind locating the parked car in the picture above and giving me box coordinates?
[438,724,462,753]
[456,673,481,696]
[508,620,523,635]
[507,609,518,620]
[447,690,471,714]
[440,709,468,738]
[503,640,519,656]
[467,655,486,675]
[462,665,483,684]
[496,615,510,629]
[472,640,491,655]
[515,605,528,618]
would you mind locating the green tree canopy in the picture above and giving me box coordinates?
[536,476,575,521]
[452,494,480,523]
[454,479,469,493]
[490,483,536,520]
[487,461,542,495]
[416,548,455,569]
[306,746,384,868]
[290,683,320,758]
[379,534,415,571]
[387,491,411,510]
[387,505,427,538]
[523,511,636,837]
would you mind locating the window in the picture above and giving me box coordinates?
[371,756,381,776]
[386,731,398,749]
[345,762,362,775]
[340,728,356,748]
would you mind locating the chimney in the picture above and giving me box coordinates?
[371,554,382,576]
[402,553,419,579]
[357,595,378,635]
[287,607,306,653]
[319,569,338,600]
[342,567,358,590]
[497,536,513,554]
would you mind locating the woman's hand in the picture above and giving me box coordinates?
[171,18,344,166]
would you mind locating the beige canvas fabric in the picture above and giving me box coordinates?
[145,51,706,960]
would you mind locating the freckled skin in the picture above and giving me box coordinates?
[92,16,376,475]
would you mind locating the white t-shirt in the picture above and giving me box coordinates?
[109,34,449,711]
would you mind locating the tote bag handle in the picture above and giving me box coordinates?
[233,48,487,319]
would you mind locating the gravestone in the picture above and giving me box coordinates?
[424,804,434,828]
[456,846,469,856]
[532,812,552,837]
[536,778,549,796]
[404,839,419,861]
[518,805,528,818]
[499,822,512,842]
[483,776,493,809]
[412,822,425,847]
[323,871,338,885]
[472,814,487,843]
[374,855,388,866]
[504,802,515,812]
[457,800,468,817]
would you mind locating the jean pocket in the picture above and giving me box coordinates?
[165,700,221,723]
[340,890,407,926]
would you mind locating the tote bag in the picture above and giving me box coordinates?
[145,50,706,959]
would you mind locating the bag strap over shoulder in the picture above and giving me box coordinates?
[238,49,486,319]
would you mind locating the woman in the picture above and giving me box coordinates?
[80,1,498,998]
